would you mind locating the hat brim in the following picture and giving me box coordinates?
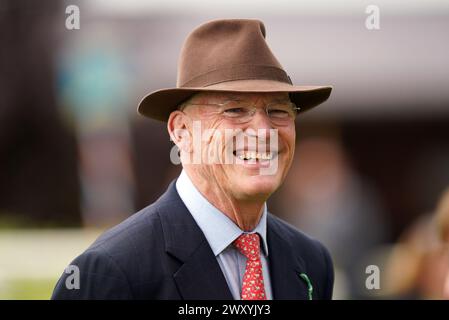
[137,79,332,122]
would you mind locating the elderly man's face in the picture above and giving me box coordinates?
[178,91,296,201]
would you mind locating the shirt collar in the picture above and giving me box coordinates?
[175,170,269,257]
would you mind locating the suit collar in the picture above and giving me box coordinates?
[157,179,233,299]
[267,214,311,299]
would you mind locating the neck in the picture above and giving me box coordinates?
[184,169,265,231]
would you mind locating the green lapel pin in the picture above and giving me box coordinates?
[299,273,313,300]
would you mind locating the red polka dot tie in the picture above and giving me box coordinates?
[233,233,267,300]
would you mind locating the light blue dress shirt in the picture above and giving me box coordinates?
[175,170,273,300]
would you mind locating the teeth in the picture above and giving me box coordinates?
[261,153,272,160]
[236,151,273,160]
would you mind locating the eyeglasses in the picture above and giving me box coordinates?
[183,99,300,126]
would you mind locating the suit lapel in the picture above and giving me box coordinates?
[267,215,310,300]
[157,180,233,300]
[172,239,233,299]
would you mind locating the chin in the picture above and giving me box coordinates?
[236,174,282,200]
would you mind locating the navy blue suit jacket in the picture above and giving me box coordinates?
[52,180,334,300]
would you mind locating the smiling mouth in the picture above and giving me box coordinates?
[232,150,277,161]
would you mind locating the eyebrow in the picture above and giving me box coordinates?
[189,94,291,105]
[218,94,241,101]
[223,97,291,103]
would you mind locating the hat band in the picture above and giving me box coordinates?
[179,65,292,88]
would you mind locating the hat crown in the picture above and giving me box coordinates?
[176,19,291,88]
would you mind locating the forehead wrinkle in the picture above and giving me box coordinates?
[192,91,289,104]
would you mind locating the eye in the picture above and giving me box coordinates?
[223,107,248,117]
[267,109,290,118]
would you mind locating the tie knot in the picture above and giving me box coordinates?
[233,233,261,260]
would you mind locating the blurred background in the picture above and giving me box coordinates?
[1,0,449,299]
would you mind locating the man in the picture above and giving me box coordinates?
[52,19,334,300]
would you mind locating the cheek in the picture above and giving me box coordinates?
[280,128,296,159]
[201,120,230,162]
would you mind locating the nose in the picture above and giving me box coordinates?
[243,111,273,151]
[247,108,273,138]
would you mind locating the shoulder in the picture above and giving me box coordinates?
[88,202,163,256]
[51,202,167,299]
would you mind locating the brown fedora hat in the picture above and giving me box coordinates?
[138,19,332,122]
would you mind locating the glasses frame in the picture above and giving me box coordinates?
[181,99,301,125]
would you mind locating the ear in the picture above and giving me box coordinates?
[167,110,193,154]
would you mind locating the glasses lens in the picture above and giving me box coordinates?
[220,101,297,125]
[267,102,297,125]
[221,101,253,123]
